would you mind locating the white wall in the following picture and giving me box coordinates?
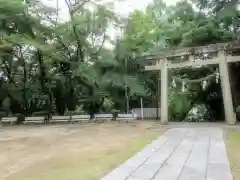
[132,108,160,119]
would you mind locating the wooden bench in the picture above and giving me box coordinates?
[24,117,45,124]
[49,116,70,123]
[1,117,17,124]
[116,114,137,122]
[94,114,113,123]
[70,115,90,123]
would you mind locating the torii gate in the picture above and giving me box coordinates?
[145,40,240,125]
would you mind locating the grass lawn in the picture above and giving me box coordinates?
[22,132,158,180]
[226,130,240,180]
[1,121,164,180]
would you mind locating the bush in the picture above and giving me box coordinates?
[32,111,52,122]
[184,104,208,122]
[169,92,192,121]
[0,111,7,119]
[16,113,25,124]
[32,110,51,116]
[65,110,85,116]
[236,105,240,120]
[65,111,74,116]
[111,109,120,120]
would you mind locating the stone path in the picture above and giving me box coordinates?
[101,128,233,180]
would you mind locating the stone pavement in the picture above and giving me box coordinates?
[101,128,233,180]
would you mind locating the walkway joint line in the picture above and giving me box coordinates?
[124,138,169,180]
[101,128,233,180]
[151,130,191,180]
[176,131,199,180]
[204,134,211,180]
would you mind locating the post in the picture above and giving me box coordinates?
[157,71,161,120]
[125,84,130,113]
[140,98,144,120]
[160,58,168,124]
[218,51,236,125]
[124,58,130,113]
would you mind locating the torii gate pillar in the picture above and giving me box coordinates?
[219,51,236,125]
[145,41,240,125]
[160,58,168,125]
[159,52,237,125]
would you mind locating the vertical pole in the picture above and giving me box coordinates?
[218,51,236,125]
[161,58,168,124]
[140,98,144,120]
[125,84,130,113]
[124,58,130,113]
[56,0,59,23]
[157,71,161,120]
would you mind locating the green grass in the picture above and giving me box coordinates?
[226,130,240,180]
[17,131,160,180]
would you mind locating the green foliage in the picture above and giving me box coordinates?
[0,0,238,121]
[16,113,25,124]
[0,111,7,118]
[169,92,192,121]
[0,0,146,117]
[111,109,120,120]
[184,104,208,122]
[32,111,52,120]
[120,0,239,121]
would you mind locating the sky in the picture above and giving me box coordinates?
[109,0,179,15]
[45,0,179,18]
[43,0,179,47]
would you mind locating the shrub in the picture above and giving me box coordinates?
[33,110,51,119]
[16,113,25,124]
[66,110,85,116]
[111,109,120,120]
[169,92,191,121]
[184,104,208,122]
[0,111,7,119]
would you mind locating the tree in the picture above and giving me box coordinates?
[119,0,239,121]
[0,0,147,116]
[0,0,238,121]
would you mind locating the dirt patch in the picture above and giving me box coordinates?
[0,121,163,180]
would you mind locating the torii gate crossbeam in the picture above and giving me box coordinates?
[145,40,240,125]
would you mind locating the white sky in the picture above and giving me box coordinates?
[45,0,179,17]
[110,0,179,15]
[43,0,179,47]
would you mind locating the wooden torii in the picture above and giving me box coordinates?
[145,40,240,125]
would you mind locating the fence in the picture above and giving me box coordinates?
[132,108,161,119]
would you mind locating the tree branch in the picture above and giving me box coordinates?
[56,35,72,61]
[96,32,107,54]
[65,0,85,62]
[88,32,107,61]
[3,61,17,88]
[71,0,91,14]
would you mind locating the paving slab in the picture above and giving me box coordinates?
[178,129,209,180]
[101,128,233,180]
